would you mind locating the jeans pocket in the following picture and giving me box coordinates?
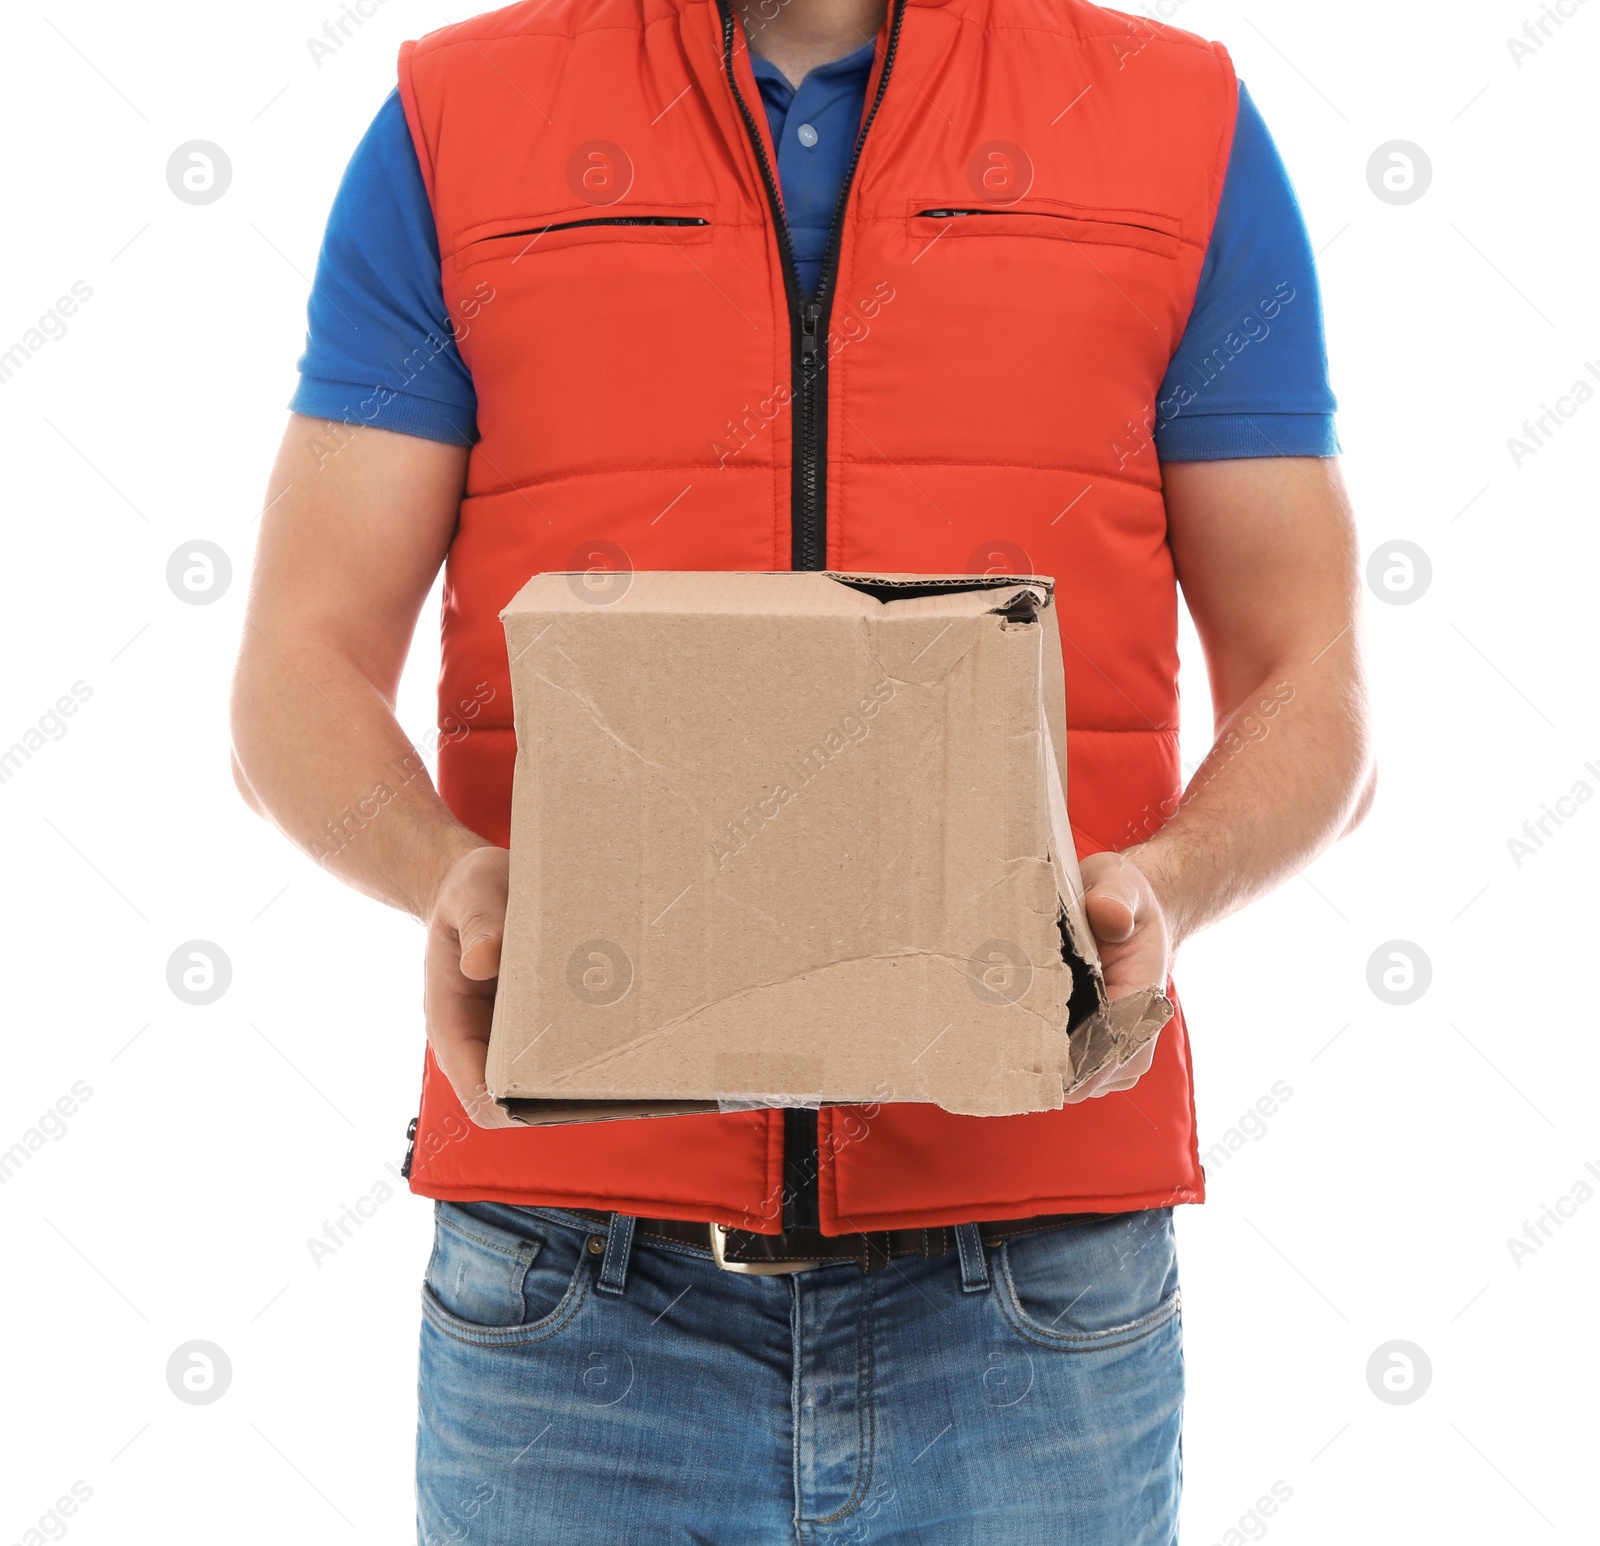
[422,1202,591,1344]
[995,1209,1179,1350]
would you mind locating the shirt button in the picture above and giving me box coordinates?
[797,123,819,148]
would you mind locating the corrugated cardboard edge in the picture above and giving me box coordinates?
[500,1097,721,1126]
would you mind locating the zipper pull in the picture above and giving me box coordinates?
[800,301,822,367]
[400,1116,418,1181]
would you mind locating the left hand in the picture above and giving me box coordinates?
[1070,848,1175,1098]
[1078,848,1173,1001]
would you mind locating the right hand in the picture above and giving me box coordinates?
[423,845,520,1128]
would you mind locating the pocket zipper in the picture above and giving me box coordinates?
[479,215,709,241]
[915,207,1172,238]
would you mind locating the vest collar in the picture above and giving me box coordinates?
[688,0,953,15]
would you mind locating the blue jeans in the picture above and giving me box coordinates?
[417,1202,1183,1544]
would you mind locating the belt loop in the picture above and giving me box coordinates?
[954,1222,990,1293]
[596,1212,636,1297]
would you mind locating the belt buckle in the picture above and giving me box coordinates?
[709,1222,823,1275]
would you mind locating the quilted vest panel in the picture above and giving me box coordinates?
[397,0,1236,1228]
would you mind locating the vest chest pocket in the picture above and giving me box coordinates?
[908,198,1183,261]
[450,206,716,271]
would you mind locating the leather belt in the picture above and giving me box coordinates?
[565,1208,1109,1274]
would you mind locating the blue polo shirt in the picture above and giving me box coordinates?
[291,48,1338,462]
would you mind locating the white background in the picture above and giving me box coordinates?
[1,0,1595,1541]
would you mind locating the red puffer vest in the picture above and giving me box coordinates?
[397,0,1236,1231]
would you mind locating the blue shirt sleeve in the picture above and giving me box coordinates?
[1154,81,1340,461]
[289,89,479,445]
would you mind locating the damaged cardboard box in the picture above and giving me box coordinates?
[486,571,1171,1125]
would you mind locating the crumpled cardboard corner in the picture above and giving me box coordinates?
[1062,986,1174,1098]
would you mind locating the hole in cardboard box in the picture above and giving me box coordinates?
[826,574,1041,605]
[989,589,1042,625]
[1060,907,1103,1033]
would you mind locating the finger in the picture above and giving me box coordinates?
[1063,1049,1124,1103]
[1094,941,1158,998]
[444,849,508,982]
[458,914,504,982]
[1064,1064,1119,1103]
[1122,1037,1159,1082]
[459,1076,519,1129]
[1069,1064,1134,1102]
[439,1041,519,1130]
[1100,951,1166,1001]
[429,1009,517,1129]
[1083,882,1138,946]
[423,929,517,1129]
[1062,1074,1099,1105]
[1065,1019,1163,1101]
[1097,1038,1160,1093]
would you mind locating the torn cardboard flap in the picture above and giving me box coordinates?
[487,571,1172,1126]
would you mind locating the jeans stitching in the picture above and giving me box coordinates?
[421,1254,593,1347]
[436,1205,543,1263]
[634,1235,716,1263]
[983,1214,1113,1246]
[805,1273,877,1525]
[528,1209,725,1265]
[995,1246,1181,1351]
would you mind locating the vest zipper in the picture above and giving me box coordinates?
[716,0,908,1231]
[717,0,906,572]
